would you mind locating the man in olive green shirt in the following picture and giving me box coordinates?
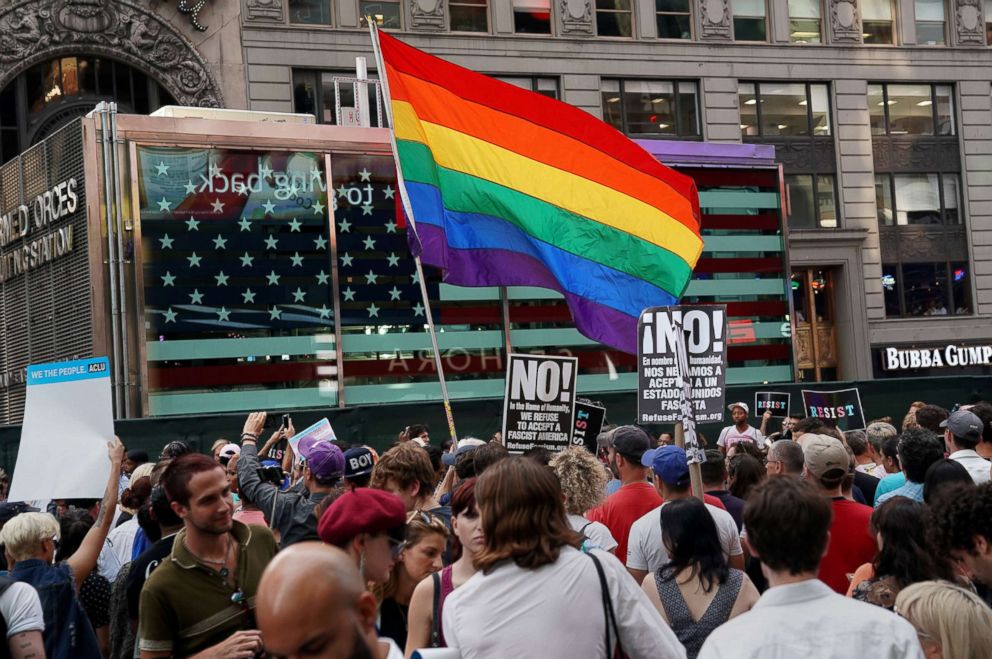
[139,453,278,658]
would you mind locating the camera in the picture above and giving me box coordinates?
[257,466,284,487]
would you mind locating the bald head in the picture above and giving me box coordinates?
[257,542,378,659]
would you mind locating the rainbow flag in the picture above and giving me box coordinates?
[377,31,703,354]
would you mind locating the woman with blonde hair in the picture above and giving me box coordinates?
[549,447,617,553]
[375,510,449,650]
[895,580,992,659]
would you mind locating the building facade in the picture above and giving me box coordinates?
[1,0,992,423]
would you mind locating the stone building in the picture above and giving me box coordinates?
[1,0,991,423]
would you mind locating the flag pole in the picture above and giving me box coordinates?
[368,20,458,446]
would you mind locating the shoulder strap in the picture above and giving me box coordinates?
[588,552,622,659]
[430,571,441,647]
[579,521,594,537]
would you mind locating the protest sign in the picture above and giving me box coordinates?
[801,388,866,431]
[572,401,606,453]
[287,418,336,457]
[502,353,578,453]
[638,305,728,424]
[9,357,114,501]
[755,392,791,418]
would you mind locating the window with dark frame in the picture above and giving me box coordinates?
[861,0,894,43]
[359,0,401,28]
[788,0,822,42]
[785,173,838,229]
[600,79,700,137]
[656,0,692,39]
[734,0,767,41]
[496,76,560,100]
[868,83,955,136]
[596,0,634,37]
[739,82,831,137]
[288,0,332,24]
[914,0,946,44]
[881,262,970,317]
[514,0,552,33]
[874,172,960,227]
[450,0,489,32]
[292,70,385,128]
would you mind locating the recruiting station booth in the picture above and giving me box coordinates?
[0,105,806,457]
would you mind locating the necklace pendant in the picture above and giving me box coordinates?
[219,567,229,579]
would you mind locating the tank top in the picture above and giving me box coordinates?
[433,566,455,647]
[655,567,743,659]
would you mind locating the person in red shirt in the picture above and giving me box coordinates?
[586,426,660,562]
[802,434,875,594]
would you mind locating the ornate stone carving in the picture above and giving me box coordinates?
[245,0,283,22]
[559,0,593,35]
[765,139,837,174]
[699,0,731,41]
[879,226,969,263]
[829,0,862,43]
[872,138,961,174]
[0,0,223,107]
[410,0,444,31]
[955,0,985,45]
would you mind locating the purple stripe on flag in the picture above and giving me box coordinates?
[416,223,646,353]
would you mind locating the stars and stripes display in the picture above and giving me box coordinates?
[139,148,335,333]
[332,154,437,327]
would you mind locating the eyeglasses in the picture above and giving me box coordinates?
[51,536,60,551]
[388,536,406,560]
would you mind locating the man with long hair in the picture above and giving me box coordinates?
[441,457,686,658]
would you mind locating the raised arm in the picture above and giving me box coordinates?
[67,437,124,584]
[237,412,278,521]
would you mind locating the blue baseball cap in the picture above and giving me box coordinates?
[642,445,690,487]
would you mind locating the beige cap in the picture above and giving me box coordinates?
[803,434,849,480]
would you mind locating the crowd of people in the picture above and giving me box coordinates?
[0,399,992,658]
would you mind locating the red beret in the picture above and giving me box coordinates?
[318,488,407,546]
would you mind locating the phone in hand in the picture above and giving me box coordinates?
[282,414,291,431]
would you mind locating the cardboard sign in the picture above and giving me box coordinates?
[638,305,728,424]
[755,392,791,418]
[287,418,336,458]
[9,357,114,501]
[501,353,578,454]
[572,401,606,453]
[801,388,866,431]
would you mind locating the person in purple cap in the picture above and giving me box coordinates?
[237,411,345,547]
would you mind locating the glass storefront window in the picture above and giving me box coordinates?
[951,262,971,314]
[902,262,948,316]
[137,146,336,412]
[881,264,901,316]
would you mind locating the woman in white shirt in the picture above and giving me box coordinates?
[550,446,618,554]
[442,457,686,659]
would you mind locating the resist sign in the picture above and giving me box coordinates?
[502,354,578,454]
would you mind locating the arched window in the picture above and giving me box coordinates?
[0,56,176,163]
